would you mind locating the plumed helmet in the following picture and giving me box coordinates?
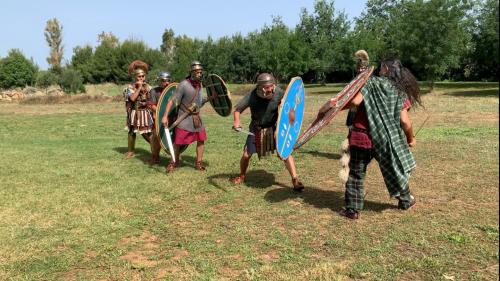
[354,50,369,67]
[128,60,149,77]
[190,60,203,72]
[256,73,275,87]
[158,71,171,80]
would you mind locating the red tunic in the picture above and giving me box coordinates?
[349,99,411,149]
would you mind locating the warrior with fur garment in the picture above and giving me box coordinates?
[339,50,371,186]
[229,73,304,192]
[161,61,207,172]
[123,60,153,159]
[147,71,173,165]
[339,57,422,220]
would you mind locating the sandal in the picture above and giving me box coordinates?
[229,175,245,184]
[292,177,305,192]
[195,161,206,171]
[165,161,177,173]
[124,151,135,159]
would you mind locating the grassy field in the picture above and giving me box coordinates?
[0,82,498,280]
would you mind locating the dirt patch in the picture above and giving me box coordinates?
[118,229,160,268]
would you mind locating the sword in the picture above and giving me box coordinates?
[414,114,430,137]
[232,126,254,136]
[167,87,228,130]
[163,127,176,163]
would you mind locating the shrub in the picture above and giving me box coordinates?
[36,70,59,88]
[59,68,85,94]
[0,49,38,89]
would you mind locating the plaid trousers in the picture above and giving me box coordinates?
[345,146,412,211]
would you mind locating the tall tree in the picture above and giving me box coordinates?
[160,28,175,61]
[470,0,499,80]
[168,35,203,81]
[390,0,473,85]
[44,18,64,73]
[297,0,351,83]
[97,31,119,48]
[71,45,94,83]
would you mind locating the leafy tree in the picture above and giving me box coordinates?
[168,35,203,81]
[160,28,175,61]
[59,68,85,93]
[297,0,351,83]
[90,35,120,83]
[390,0,473,86]
[0,49,38,89]
[36,70,59,88]
[71,45,94,83]
[44,18,64,73]
[469,0,499,80]
[98,31,119,48]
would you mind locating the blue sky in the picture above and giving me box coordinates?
[1,0,367,69]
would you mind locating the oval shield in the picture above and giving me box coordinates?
[155,83,188,155]
[204,74,232,117]
[275,77,306,159]
[293,67,374,150]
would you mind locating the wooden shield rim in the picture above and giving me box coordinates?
[293,67,374,150]
[205,73,232,117]
[275,76,305,159]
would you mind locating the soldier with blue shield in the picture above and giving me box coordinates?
[230,73,304,191]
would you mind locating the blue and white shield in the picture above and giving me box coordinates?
[276,77,305,159]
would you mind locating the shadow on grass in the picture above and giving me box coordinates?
[298,149,341,160]
[264,185,395,213]
[443,89,499,97]
[113,147,152,165]
[113,145,209,169]
[207,169,275,191]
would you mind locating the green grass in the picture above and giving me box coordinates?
[0,82,498,280]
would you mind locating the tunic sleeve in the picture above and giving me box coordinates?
[234,91,252,113]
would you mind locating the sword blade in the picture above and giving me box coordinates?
[233,127,254,136]
[164,127,176,162]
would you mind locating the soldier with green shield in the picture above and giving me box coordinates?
[147,71,173,165]
[161,61,208,172]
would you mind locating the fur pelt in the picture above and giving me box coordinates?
[338,138,350,185]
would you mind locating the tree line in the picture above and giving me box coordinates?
[0,0,497,92]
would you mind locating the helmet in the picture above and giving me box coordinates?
[256,73,275,99]
[128,60,148,77]
[256,73,275,87]
[190,60,203,72]
[158,71,171,81]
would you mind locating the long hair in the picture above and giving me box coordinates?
[379,58,422,107]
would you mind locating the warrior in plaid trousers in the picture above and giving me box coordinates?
[339,57,422,220]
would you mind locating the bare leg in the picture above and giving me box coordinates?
[196,141,204,163]
[149,130,160,164]
[284,155,298,179]
[240,150,251,176]
[284,155,304,191]
[230,150,252,184]
[195,141,206,171]
[173,144,180,163]
[125,133,136,158]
